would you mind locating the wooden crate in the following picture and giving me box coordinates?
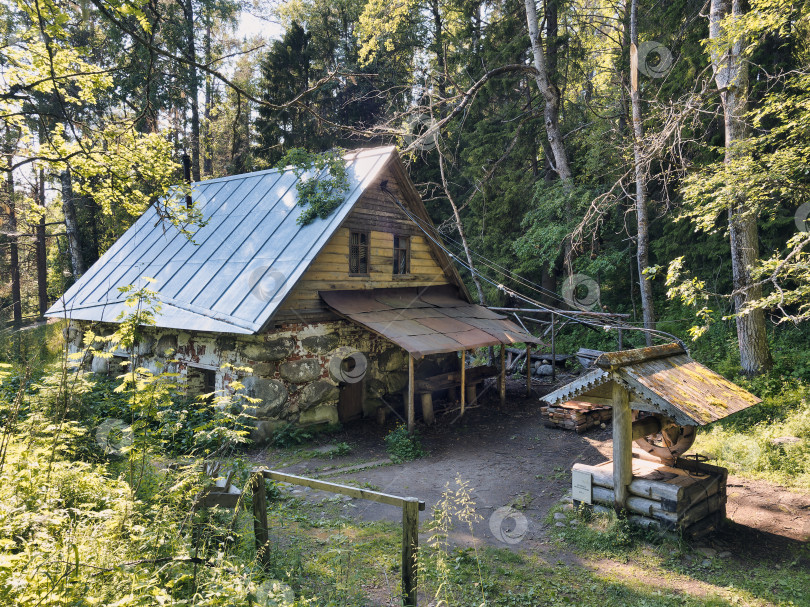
[541,400,612,434]
[572,454,728,538]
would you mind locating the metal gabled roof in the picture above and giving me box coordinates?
[46,146,397,334]
[541,343,762,427]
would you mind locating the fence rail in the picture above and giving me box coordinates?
[251,469,425,607]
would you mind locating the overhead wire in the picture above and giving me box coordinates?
[380,183,685,348]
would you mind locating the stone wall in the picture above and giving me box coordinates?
[65,320,456,442]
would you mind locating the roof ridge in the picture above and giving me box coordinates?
[188,145,397,187]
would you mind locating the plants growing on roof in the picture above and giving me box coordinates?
[276,148,350,226]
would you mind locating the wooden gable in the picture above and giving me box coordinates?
[270,157,467,326]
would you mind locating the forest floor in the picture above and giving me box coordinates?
[249,377,810,605]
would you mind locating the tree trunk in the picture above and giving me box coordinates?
[630,0,655,346]
[6,162,22,326]
[525,0,575,277]
[37,168,48,317]
[709,0,772,374]
[202,16,213,176]
[182,0,201,181]
[524,0,572,184]
[438,152,487,306]
[60,168,85,279]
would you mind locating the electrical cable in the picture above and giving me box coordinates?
[379,183,686,348]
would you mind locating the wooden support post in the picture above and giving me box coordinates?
[465,384,476,405]
[421,393,434,425]
[251,472,269,563]
[401,498,420,607]
[551,312,556,380]
[407,355,415,433]
[611,381,633,512]
[499,346,506,407]
[526,344,532,397]
[618,328,624,351]
[460,350,466,416]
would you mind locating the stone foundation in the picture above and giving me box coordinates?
[65,319,455,442]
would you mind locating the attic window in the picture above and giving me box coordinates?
[393,235,410,275]
[349,231,369,275]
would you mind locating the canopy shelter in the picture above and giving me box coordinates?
[542,342,761,427]
[321,285,544,429]
[542,343,761,511]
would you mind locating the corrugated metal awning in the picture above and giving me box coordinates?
[541,343,762,426]
[320,286,543,358]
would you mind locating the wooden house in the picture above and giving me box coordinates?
[47,147,540,438]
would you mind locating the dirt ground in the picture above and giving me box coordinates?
[251,376,810,559]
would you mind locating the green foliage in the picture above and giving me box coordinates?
[275,148,350,226]
[272,422,315,448]
[513,182,595,276]
[383,423,426,463]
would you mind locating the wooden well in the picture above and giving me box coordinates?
[572,451,728,538]
[542,343,761,537]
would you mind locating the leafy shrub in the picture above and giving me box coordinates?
[384,424,426,463]
[272,423,314,448]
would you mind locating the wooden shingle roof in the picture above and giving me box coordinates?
[541,343,761,426]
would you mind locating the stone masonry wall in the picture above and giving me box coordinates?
[65,320,455,442]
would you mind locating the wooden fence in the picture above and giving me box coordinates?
[250,469,425,607]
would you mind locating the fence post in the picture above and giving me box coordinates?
[401,498,420,607]
[251,472,269,564]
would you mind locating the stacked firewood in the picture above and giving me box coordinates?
[540,400,612,433]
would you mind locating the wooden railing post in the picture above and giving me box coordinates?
[251,472,269,563]
[401,498,420,607]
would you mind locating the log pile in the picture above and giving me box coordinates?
[541,400,612,433]
[572,452,728,538]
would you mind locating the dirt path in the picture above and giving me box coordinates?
[251,378,810,553]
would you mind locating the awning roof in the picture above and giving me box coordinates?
[320,286,543,358]
[541,343,762,426]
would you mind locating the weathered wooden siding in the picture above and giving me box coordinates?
[272,166,451,325]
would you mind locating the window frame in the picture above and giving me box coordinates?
[349,230,370,276]
[392,234,410,276]
[184,364,217,402]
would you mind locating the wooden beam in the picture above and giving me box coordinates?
[526,344,532,397]
[460,350,466,416]
[551,312,556,381]
[421,393,434,425]
[612,381,633,511]
[257,467,425,606]
[407,354,415,433]
[401,499,420,607]
[261,470,426,510]
[488,307,631,318]
[499,346,506,406]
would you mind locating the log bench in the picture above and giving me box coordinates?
[411,365,499,424]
